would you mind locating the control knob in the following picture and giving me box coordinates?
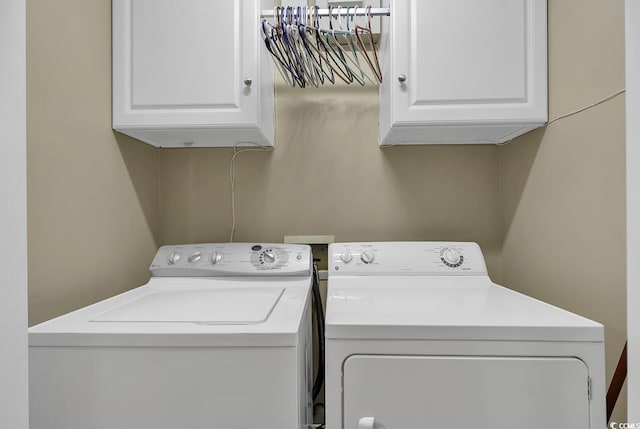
[210,251,223,265]
[441,247,464,267]
[167,251,182,265]
[262,251,276,264]
[360,250,375,264]
[341,250,353,263]
[188,251,202,263]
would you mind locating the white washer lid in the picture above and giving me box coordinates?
[29,277,311,347]
[91,288,284,324]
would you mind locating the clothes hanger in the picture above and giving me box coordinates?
[298,6,327,85]
[297,6,325,88]
[265,6,328,88]
[331,7,360,84]
[326,6,376,86]
[303,6,340,86]
[261,5,381,87]
[283,10,308,87]
[355,6,383,83]
[321,7,356,84]
[262,16,295,86]
[280,6,308,87]
[340,6,376,86]
[266,7,300,85]
[287,6,319,88]
[300,6,337,85]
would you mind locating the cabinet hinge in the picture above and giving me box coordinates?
[588,377,592,401]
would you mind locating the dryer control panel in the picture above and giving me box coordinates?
[329,242,487,276]
[150,243,312,277]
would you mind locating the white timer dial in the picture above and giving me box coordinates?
[360,250,375,264]
[441,247,464,267]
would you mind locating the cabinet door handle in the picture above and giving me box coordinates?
[244,78,252,86]
[398,74,407,83]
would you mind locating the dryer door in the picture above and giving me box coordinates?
[343,355,590,429]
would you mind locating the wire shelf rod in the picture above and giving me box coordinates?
[260,7,390,18]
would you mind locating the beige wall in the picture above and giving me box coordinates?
[159,83,502,276]
[27,0,159,325]
[501,0,627,419]
[26,0,627,419]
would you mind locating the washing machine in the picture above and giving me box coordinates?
[29,243,313,429]
[325,242,605,429]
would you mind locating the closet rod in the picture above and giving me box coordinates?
[260,7,390,18]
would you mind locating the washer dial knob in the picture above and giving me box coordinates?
[341,250,353,263]
[167,251,182,265]
[188,251,202,263]
[210,251,223,265]
[361,250,375,264]
[251,247,289,269]
[262,251,276,264]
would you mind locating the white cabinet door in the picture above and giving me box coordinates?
[379,0,547,145]
[113,0,274,147]
[343,355,590,429]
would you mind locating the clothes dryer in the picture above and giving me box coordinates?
[29,243,313,429]
[325,242,605,429]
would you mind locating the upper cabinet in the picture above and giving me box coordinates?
[112,0,274,148]
[379,0,547,145]
[113,0,546,148]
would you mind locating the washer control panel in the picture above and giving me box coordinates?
[329,242,487,276]
[150,243,312,277]
[250,245,290,269]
